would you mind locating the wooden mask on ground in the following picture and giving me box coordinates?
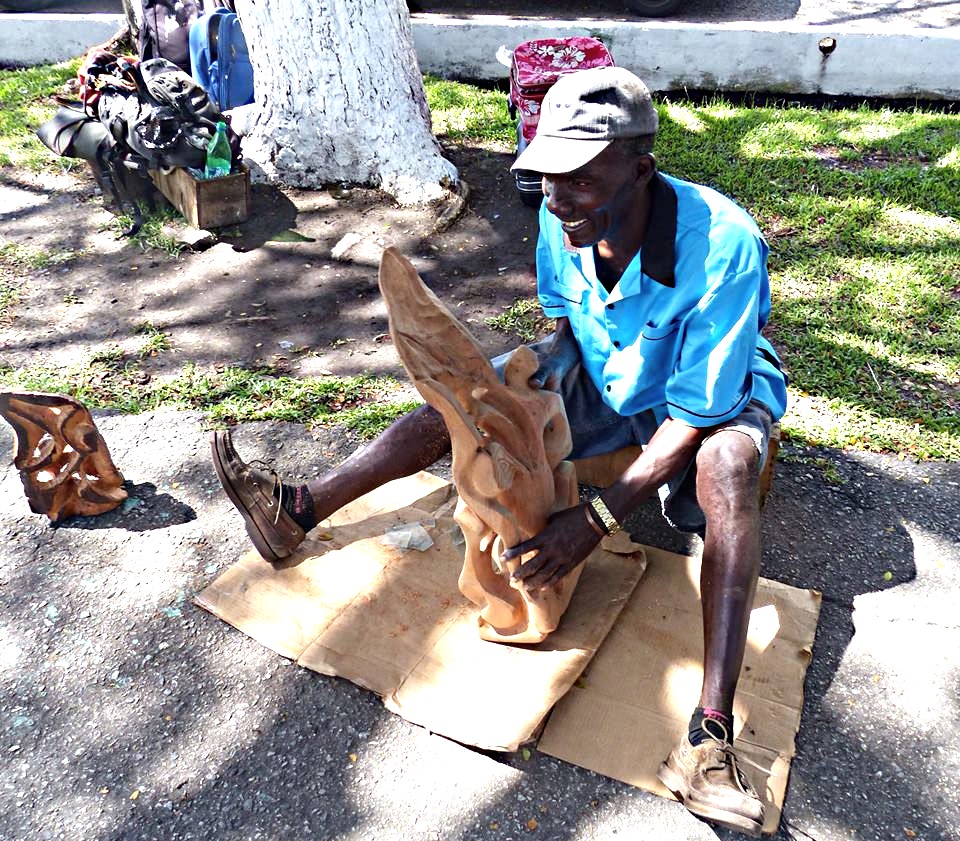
[378,247,583,643]
[0,391,127,523]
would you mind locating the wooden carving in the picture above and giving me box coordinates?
[378,247,583,644]
[0,391,127,523]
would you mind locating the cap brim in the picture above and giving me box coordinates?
[510,134,612,174]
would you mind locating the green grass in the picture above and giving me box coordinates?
[424,75,514,144]
[104,206,187,256]
[0,239,81,271]
[430,89,960,459]
[134,321,173,358]
[0,60,83,171]
[0,280,20,321]
[0,238,81,321]
[485,297,553,343]
[2,65,959,458]
[0,353,422,439]
[646,98,960,458]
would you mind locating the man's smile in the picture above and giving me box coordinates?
[560,218,589,233]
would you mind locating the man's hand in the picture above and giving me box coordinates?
[528,316,581,392]
[502,503,601,590]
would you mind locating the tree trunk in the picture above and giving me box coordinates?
[120,0,140,40]
[236,0,459,205]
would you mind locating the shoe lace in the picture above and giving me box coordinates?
[701,717,773,792]
[248,459,284,525]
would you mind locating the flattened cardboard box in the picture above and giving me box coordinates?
[197,471,821,835]
[538,545,822,835]
[196,472,649,752]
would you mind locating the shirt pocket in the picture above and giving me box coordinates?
[637,319,681,374]
[550,278,584,306]
[640,319,681,341]
[543,278,586,330]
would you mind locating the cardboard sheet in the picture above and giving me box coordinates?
[537,545,822,835]
[196,471,648,751]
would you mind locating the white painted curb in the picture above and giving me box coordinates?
[2,11,958,101]
[412,16,960,100]
[0,13,124,66]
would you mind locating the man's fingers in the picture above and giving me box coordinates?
[501,538,535,562]
[511,553,544,581]
[521,562,569,591]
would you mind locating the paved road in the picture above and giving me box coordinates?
[15,0,960,30]
[412,0,960,29]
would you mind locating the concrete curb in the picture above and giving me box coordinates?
[413,15,960,100]
[2,11,959,100]
[0,12,124,66]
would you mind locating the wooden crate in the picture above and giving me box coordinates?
[149,165,249,229]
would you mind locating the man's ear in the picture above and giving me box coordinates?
[634,152,656,186]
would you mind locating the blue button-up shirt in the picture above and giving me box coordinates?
[536,172,788,427]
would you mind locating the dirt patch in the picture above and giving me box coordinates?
[0,143,544,385]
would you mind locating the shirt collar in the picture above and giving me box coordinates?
[640,172,677,288]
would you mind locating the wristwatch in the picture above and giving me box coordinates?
[588,494,621,536]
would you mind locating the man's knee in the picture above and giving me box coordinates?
[695,430,760,502]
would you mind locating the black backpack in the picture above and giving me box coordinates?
[138,0,203,73]
[97,58,222,171]
[36,53,236,234]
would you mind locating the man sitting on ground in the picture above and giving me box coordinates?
[211,66,787,836]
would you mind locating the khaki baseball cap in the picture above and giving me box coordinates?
[511,66,659,175]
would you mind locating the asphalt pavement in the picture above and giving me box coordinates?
[16,0,960,29]
[2,402,959,841]
[1,3,959,841]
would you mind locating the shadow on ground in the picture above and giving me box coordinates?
[1,410,956,841]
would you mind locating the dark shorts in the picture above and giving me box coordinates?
[492,342,774,535]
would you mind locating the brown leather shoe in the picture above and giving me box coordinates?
[210,429,305,562]
[657,720,765,836]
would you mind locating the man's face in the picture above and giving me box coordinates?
[541,142,648,251]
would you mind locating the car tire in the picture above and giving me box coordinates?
[624,0,685,17]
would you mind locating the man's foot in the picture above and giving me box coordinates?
[657,719,765,836]
[210,429,306,562]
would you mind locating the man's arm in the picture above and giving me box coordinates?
[504,417,709,590]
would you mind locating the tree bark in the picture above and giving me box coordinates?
[236,0,459,205]
[120,0,140,39]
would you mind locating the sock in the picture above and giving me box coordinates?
[688,706,734,746]
[274,482,317,531]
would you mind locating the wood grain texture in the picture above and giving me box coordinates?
[0,391,127,523]
[378,247,582,643]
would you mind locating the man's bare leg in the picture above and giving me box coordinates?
[211,404,450,562]
[695,429,762,714]
[656,429,765,836]
[303,404,451,523]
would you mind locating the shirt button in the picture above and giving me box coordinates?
[607,303,615,310]
[606,385,612,392]
[613,340,621,348]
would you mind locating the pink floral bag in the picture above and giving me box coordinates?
[509,37,615,145]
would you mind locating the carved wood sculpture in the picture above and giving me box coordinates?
[378,247,583,644]
[0,391,127,523]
